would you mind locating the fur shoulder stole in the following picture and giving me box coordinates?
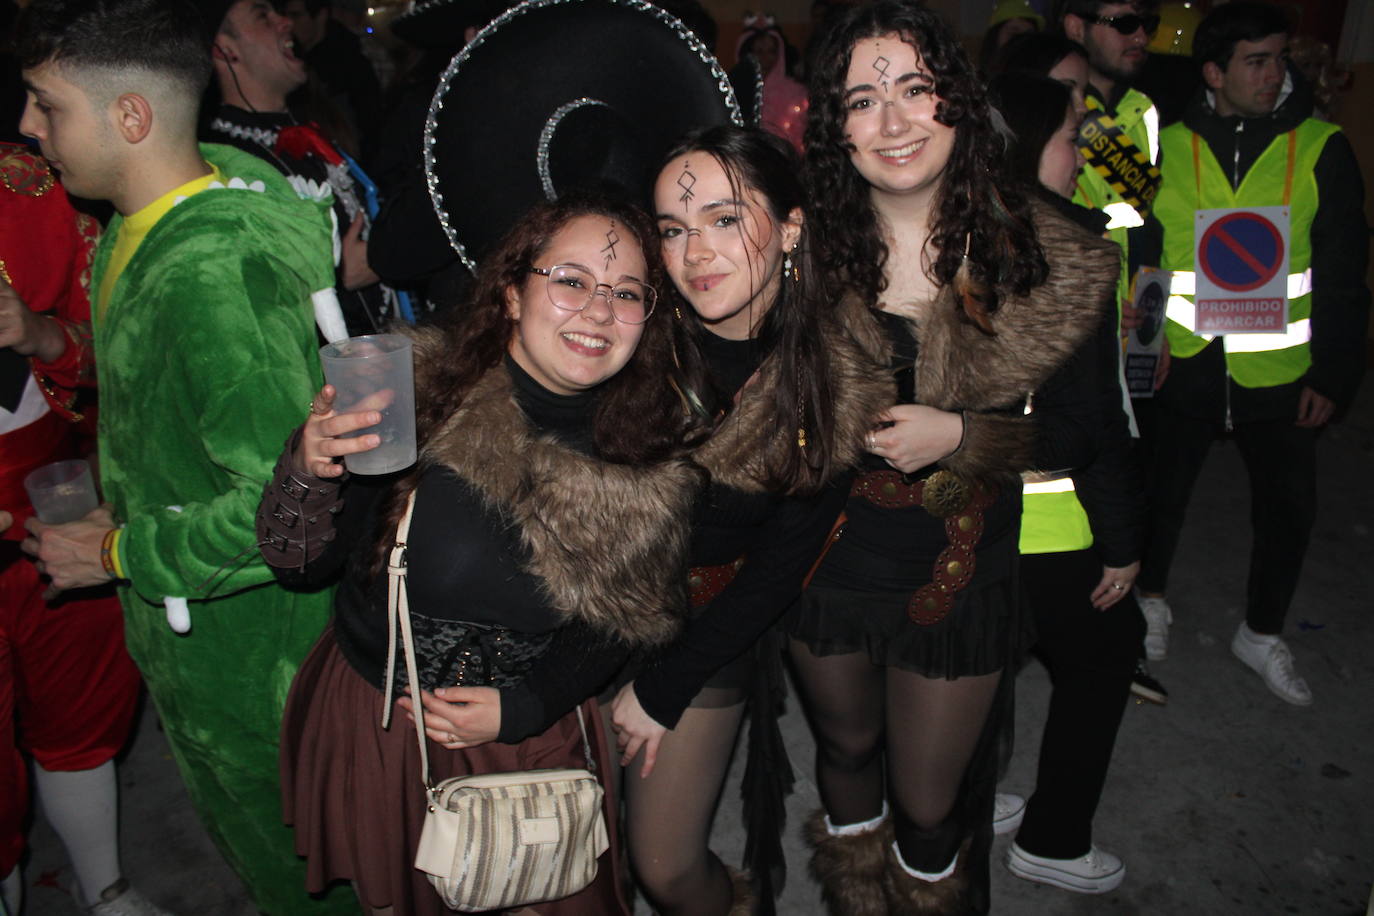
[690,296,894,492]
[838,201,1118,481]
[912,200,1118,412]
[416,353,697,648]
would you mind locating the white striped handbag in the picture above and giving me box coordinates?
[381,491,610,911]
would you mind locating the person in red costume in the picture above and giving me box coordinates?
[734,14,809,154]
[0,143,168,916]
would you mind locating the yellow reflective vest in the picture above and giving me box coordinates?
[1155,117,1339,387]
[1019,475,1094,555]
[1074,87,1160,305]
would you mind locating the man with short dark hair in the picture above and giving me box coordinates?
[17,0,351,909]
[1138,1,1369,705]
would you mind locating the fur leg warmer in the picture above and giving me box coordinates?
[882,837,971,915]
[727,868,757,916]
[806,810,892,916]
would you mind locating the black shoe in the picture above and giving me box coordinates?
[1130,659,1168,705]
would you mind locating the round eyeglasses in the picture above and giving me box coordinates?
[529,265,657,325]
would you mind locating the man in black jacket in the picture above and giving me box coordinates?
[1136,1,1368,706]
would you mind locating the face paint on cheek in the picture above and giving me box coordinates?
[601,220,620,269]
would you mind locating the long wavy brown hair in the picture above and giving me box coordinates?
[803,0,1048,331]
[659,126,841,496]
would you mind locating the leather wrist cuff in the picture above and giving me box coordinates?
[257,426,345,570]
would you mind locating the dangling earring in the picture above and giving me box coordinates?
[674,303,683,320]
[796,364,808,449]
[782,250,793,282]
[785,245,800,284]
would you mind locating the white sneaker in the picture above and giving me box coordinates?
[84,880,176,916]
[1231,624,1312,706]
[1005,842,1125,894]
[993,793,1025,835]
[1137,594,1172,661]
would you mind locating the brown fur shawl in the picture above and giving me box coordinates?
[689,295,894,493]
[846,200,1120,480]
[409,333,698,648]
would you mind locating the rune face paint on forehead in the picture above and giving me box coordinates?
[677,159,697,212]
[601,220,620,269]
[872,41,892,91]
[842,32,955,200]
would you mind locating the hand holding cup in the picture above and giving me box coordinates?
[297,385,392,478]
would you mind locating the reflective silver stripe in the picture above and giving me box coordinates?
[1288,268,1312,298]
[1103,201,1144,230]
[1143,105,1160,165]
[1223,318,1311,352]
[1167,268,1311,298]
[1022,478,1076,495]
[1166,293,1200,329]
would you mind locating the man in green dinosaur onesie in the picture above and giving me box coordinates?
[17,0,353,911]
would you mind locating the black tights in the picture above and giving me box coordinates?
[624,698,746,916]
[788,640,1001,873]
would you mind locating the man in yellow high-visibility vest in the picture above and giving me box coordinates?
[1137,2,1368,705]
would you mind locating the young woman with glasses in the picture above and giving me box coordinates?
[607,125,889,915]
[256,190,699,916]
[788,2,1120,912]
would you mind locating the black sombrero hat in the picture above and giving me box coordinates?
[423,0,743,272]
[389,0,512,50]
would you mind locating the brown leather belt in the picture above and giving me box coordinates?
[688,557,745,608]
[852,469,997,626]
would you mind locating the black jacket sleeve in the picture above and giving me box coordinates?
[1031,310,1106,474]
[630,477,851,731]
[1303,131,1370,409]
[1072,313,1146,567]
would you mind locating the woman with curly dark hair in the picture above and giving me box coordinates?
[786,2,1120,913]
[255,189,700,916]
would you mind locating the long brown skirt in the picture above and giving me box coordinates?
[280,626,629,916]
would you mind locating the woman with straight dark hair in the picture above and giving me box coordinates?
[986,69,1150,895]
[788,2,1119,912]
[257,189,700,916]
[608,125,888,915]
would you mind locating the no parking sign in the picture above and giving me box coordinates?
[1193,206,1290,333]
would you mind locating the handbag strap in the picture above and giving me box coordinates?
[382,490,597,795]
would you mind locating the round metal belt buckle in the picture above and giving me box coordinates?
[922,469,971,518]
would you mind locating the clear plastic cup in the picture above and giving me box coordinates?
[24,459,100,524]
[319,334,417,475]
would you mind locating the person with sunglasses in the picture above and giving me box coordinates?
[1056,0,1164,264]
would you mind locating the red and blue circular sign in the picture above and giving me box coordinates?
[1198,211,1285,292]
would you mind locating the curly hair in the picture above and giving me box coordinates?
[369,188,688,574]
[658,125,841,495]
[412,186,684,464]
[803,0,1047,331]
